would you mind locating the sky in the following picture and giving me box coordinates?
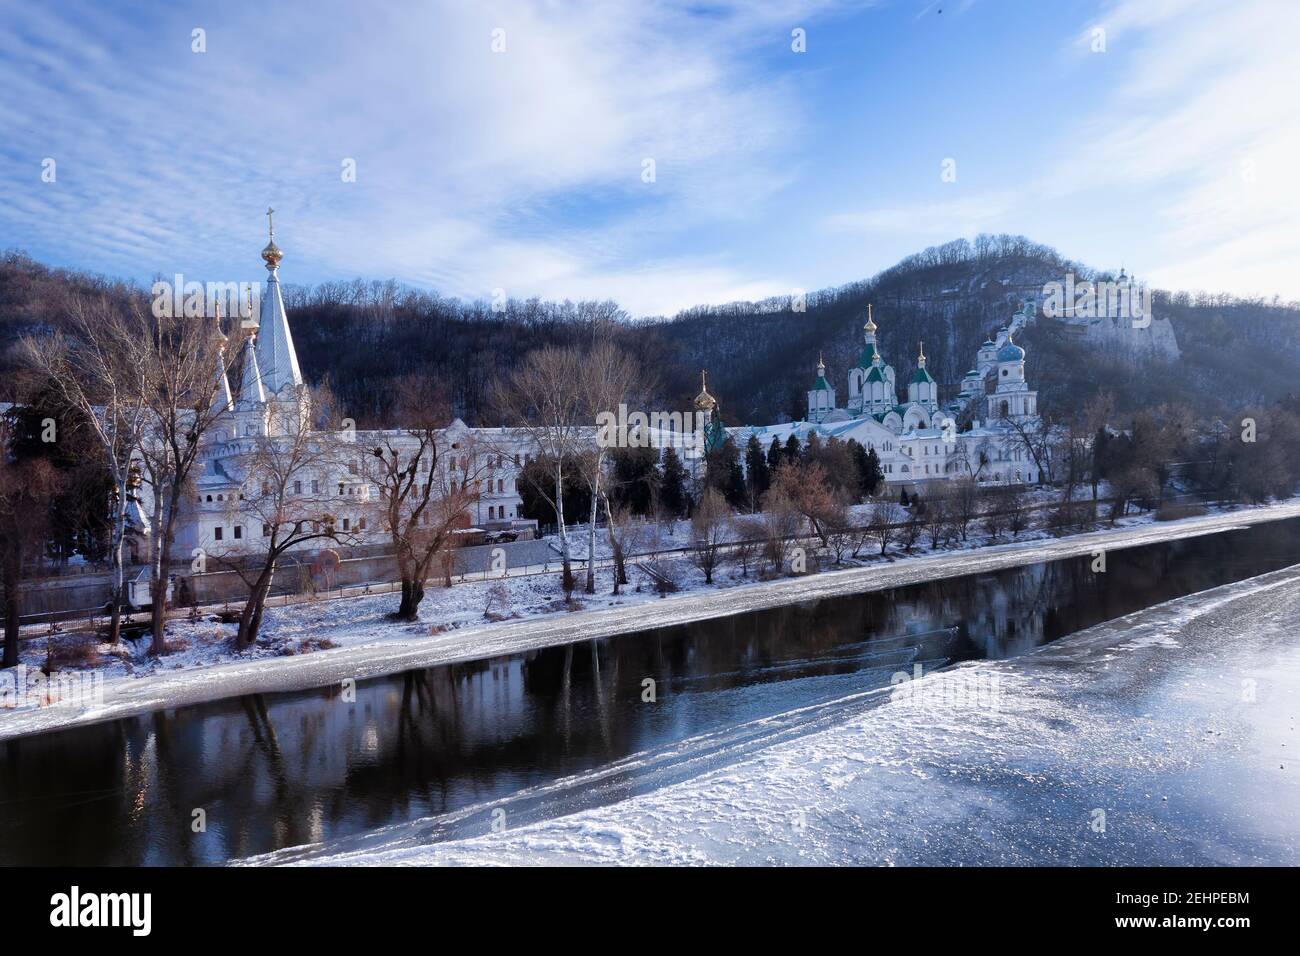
[1,0,1298,317]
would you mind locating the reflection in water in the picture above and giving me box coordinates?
[2,518,1298,865]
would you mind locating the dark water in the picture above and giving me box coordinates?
[3,518,1300,866]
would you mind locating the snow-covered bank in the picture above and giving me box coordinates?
[4,500,1300,743]
[275,560,1300,866]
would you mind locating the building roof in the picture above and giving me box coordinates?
[237,335,265,409]
[254,269,304,397]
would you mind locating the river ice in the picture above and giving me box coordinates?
[264,562,1300,866]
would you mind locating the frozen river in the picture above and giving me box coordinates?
[287,562,1300,866]
[2,516,1299,865]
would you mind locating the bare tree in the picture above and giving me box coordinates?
[1000,414,1055,485]
[368,377,486,620]
[924,493,951,549]
[214,398,355,649]
[575,342,645,594]
[601,498,643,595]
[867,500,905,556]
[759,485,803,573]
[730,514,763,576]
[1005,487,1032,538]
[947,477,982,543]
[689,487,731,584]
[823,498,857,564]
[136,308,238,655]
[489,346,585,596]
[770,460,839,546]
[0,418,59,667]
[21,295,152,643]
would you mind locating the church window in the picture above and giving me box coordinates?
[359,516,367,531]
[338,483,345,495]
[342,518,350,531]
[312,479,320,493]
[294,480,302,495]
[497,479,504,493]
[206,495,213,502]
[214,527,223,541]
[263,524,271,537]
[348,460,358,475]
[234,526,242,540]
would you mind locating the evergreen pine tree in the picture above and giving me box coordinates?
[767,436,783,475]
[745,434,771,502]
[659,446,687,519]
[862,447,884,498]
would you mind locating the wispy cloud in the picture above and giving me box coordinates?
[1,0,1296,313]
[0,0,848,315]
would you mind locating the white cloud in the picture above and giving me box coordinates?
[0,0,852,315]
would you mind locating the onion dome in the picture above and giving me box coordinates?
[261,206,283,271]
[997,330,1026,362]
[694,370,717,411]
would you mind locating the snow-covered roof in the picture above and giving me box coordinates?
[254,269,303,397]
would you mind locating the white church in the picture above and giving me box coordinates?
[727,304,1042,488]
[171,228,532,560]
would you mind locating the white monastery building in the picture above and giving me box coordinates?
[174,230,532,559]
[728,303,1042,487]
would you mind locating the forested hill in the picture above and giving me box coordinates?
[3,235,1298,427]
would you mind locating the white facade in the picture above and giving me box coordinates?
[765,303,1044,488]
[171,237,531,559]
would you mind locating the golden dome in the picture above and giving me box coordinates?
[261,239,283,270]
[864,303,877,333]
[694,370,717,411]
[261,206,283,270]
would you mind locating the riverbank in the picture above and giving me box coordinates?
[3,499,1300,742]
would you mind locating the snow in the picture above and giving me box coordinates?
[3,498,1300,744]
[260,561,1300,866]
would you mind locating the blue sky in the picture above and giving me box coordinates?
[1,0,1297,316]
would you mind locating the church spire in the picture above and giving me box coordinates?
[210,301,233,415]
[254,210,304,397]
[917,340,926,367]
[237,332,265,410]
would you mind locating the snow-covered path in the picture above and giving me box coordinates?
[275,559,1300,866]
[4,501,1300,744]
